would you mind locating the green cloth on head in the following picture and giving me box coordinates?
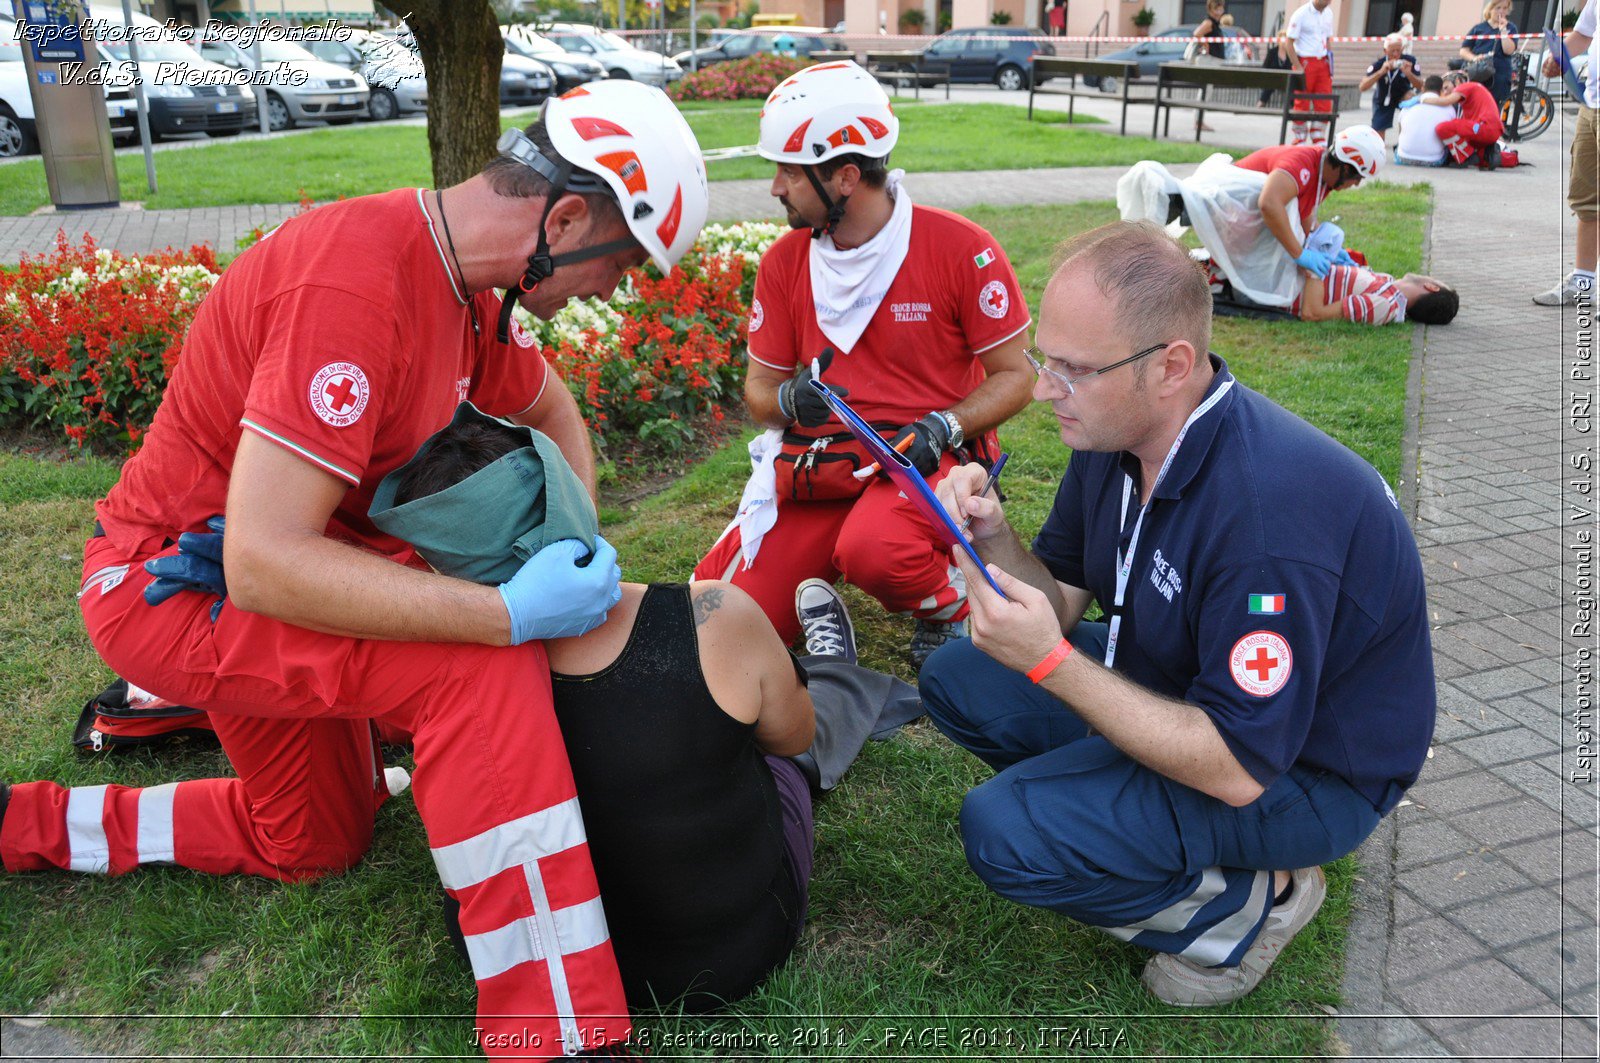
[369,402,597,585]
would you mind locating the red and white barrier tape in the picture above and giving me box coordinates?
[612,27,1545,46]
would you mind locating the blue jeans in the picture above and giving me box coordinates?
[918,629,1382,966]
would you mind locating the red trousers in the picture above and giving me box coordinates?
[1292,57,1333,144]
[1,535,629,1061]
[1437,117,1502,164]
[694,454,967,644]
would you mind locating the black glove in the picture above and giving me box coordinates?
[143,515,227,623]
[777,348,850,429]
[889,413,952,477]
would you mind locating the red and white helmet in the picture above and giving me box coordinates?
[539,81,709,270]
[1331,125,1385,181]
[757,61,899,166]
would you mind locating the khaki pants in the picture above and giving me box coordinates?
[1572,105,1598,221]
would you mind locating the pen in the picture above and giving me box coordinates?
[854,433,918,480]
[958,452,1009,535]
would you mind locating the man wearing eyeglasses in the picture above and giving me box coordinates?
[920,221,1435,1007]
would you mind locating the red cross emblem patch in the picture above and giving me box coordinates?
[308,362,370,428]
[1229,630,1293,697]
[508,316,537,349]
[979,279,1009,320]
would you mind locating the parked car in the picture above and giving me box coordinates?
[502,28,605,93]
[0,9,246,152]
[199,33,368,130]
[1084,25,1249,91]
[920,26,1056,91]
[671,27,835,69]
[0,22,37,156]
[497,45,559,105]
[90,10,254,140]
[538,23,682,85]
[307,30,427,122]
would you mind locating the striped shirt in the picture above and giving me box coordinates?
[1293,264,1407,325]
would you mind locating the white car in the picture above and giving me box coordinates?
[0,40,36,157]
[199,33,369,130]
[307,31,427,121]
[536,24,682,85]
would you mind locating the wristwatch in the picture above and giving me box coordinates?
[937,409,965,449]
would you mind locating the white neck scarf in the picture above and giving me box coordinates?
[807,170,912,354]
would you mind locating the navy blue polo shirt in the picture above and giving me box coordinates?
[1032,356,1434,813]
[1366,52,1421,110]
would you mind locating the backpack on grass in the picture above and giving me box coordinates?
[72,678,217,754]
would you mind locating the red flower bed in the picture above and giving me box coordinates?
[540,251,753,453]
[668,53,813,101]
[0,233,218,453]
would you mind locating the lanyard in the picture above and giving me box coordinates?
[1103,380,1235,669]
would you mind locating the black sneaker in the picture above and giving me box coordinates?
[910,617,968,670]
[795,578,856,664]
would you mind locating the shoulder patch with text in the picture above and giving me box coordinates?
[1229,630,1293,697]
[979,279,1009,319]
[309,362,370,429]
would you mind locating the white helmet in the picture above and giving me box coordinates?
[539,81,709,271]
[1331,125,1385,181]
[757,61,899,166]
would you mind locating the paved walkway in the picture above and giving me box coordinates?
[1,89,1594,1060]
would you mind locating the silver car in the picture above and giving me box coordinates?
[537,25,682,86]
[199,34,369,130]
[307,32,427,121]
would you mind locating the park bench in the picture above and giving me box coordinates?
[1151,63,1339,145]
[1027,56,1141,135]
[864,49,951,100]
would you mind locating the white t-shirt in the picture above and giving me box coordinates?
[1577,0,1598,109]
[1287,1,1336,59]
[1396,97,1454,163]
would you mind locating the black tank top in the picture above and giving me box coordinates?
[551,583,801,1010]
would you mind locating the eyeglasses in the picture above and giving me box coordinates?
[1024,342,1171,395]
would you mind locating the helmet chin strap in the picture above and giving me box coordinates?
[802,165,848,241]
[493,126,639,343]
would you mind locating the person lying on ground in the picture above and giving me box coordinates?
[1293,263,1459,325]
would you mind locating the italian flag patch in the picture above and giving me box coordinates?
[974,248,995,268]
[1249,594,1286,615]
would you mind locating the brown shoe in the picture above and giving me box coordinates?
[1140,865,1327,1006]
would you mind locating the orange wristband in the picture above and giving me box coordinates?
[1026,637,1074,683]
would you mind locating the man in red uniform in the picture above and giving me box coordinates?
[1234,125,1385,280]
[693,61,1034,667]
[1433,70,1507,166]
[1283,0,1336,145]
[0,83,709,1062]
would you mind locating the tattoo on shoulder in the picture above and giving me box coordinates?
[693,587,726,628]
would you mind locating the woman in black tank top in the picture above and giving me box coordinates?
[551,584,807,1010]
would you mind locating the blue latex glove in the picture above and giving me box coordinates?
[143,515,227,622]
[1294,247,1333,278]
[1333,248,1357,267]
[498,535,622,644]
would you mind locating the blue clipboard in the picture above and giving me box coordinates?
[1545,29,1589,101]
[808,379,1008,600]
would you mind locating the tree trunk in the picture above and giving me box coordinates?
[397,1,505,189]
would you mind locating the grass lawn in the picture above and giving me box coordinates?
[0,100,1242,216]
[0,184,1430,1058]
